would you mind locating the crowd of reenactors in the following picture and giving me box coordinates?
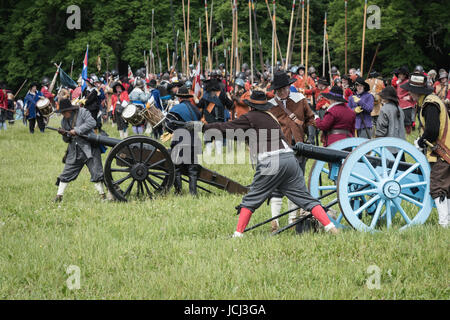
[1,61,448,234]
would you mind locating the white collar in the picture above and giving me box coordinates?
[327,102,341,111]
[272,91,305,105]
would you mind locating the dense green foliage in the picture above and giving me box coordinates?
[0,0,448,95]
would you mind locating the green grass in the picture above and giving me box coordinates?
[0,118,448,299]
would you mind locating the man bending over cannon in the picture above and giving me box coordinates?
[53,99,108,202]
[185,91,339,237]
[402,73,450,228]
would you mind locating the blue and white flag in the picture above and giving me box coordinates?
[81,45,89,92]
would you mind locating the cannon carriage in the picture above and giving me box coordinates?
[84,132,432,233]
[85,133,249,202]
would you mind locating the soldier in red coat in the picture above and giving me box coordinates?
[40,77,55,105]
[315,86,356,147]
[304,78,331,113]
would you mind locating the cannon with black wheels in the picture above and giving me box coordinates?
[82,133,249,201]
[245,137,433,234]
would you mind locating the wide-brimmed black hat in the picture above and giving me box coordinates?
[321,86,348,103]
[111,81,125,93]
[379,86,399,104]
[175,85,193,98]
[203,78,221,92]
[243,90,273,111]
[354,76,370,92]
[29,81,39,90]
[400,73,434,95]
[369,70,380,78]
[317,77,329,86]
[267,71,297,91]
[57,98,79,113]
[397,66,409,76]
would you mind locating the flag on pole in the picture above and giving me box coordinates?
[128,65,134,83]
[192,62,202,98]
[81,45,89,92]
[59,68,78,89]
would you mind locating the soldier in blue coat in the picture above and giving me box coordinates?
[24,82,46,133]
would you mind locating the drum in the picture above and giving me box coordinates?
[122,104,145,126]
[142,103,165,128]
[36,98,53,117]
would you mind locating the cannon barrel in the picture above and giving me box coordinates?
[83,133,122,148]
[294,142,420,173]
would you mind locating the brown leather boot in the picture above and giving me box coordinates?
[53,195,63,202]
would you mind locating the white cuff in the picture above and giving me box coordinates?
[324,223,336,232]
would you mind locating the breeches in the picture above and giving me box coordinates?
[240,152,320,212]
[430,159,450,199]
[59,147,104,183]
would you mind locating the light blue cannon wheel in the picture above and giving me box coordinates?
[337,137,432,232]
[308,138,369,228]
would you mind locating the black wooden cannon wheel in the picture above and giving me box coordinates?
[104,136,175,201]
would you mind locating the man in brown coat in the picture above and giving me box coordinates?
[267,71,317,230]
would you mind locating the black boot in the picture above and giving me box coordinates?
[174,170,182,194]
[188,165,199,196]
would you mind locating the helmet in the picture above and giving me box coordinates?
[111,69,119,77]
[242,63,249,71]
[235,78,245,88]
[136,68,145,78]
[135,79,145,88]
[330,66,338,75]
[308,66,316,75]
[414,65,424,74]
[289,66,298,74]
[185,80,192,89]
[219,63,225,69]
[439,69,448,80]
[91,75,99,83]
[209,70,218,78]
[238,72,246,80]
[41,77,50,86]
[298,64,305,71]
[189,64,194,69]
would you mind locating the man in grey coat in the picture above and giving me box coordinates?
[375,86,406,157]
[54,99,106,202]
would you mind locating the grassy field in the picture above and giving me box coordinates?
[0,117,448,300]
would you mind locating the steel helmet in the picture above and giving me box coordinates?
[235,78,245,88]
[41,77,50,86]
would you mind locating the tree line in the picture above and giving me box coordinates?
[0,0,448,96]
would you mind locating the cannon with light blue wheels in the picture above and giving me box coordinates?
[296,137,433,232]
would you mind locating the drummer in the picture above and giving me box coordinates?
[24,82,46,134]
[129,78,151,134]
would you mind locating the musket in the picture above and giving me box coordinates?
[301,0,305,65]
[360,0,368,76]
[345,0,348,74]
[49,62,62,93]
[155,30,162,75]
[248,0,254,83]
[265,0,283,66]
[70,59,74,79]
[289,0,302,68]
[326,31,332,85]
[150,8,155,74]
[322,12,327,78]
[182,0,187,75]
[14,79,28,99]
[285,0,296,69]
[251,1,264,73]
[366,43,381,78]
